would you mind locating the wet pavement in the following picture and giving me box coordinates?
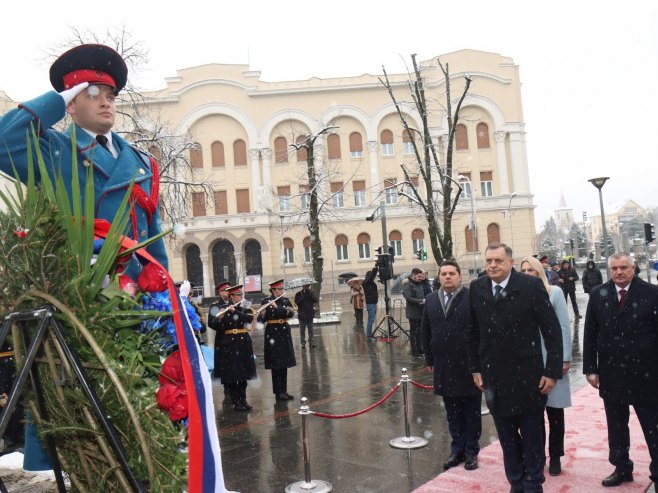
[3,280,657,493]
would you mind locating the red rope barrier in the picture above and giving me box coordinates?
[410,380,434,390]
[313,383,400,419]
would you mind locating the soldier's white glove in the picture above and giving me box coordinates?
[59,82,89,105]
[179,280,192,298]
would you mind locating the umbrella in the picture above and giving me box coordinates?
[286,277,317,289]
[390,271,411,288]
[338,272,358,281]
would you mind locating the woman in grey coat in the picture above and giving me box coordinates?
[520,256,572,477]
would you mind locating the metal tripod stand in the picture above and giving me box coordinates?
[371,280,408,341]
[0,307,146,493]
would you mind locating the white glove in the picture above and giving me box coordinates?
[179,280,191,298]
[59,82,89,105]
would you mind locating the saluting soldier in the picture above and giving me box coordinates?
[258,279,296,400]
[215,285,256,412]
[0,44,167,278]
[208,281,230,379]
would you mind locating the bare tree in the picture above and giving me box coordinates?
[381,54,471,264]
[46,26,213,232]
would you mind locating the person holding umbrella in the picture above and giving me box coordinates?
[347,277,365,328]
[294,283,318,348]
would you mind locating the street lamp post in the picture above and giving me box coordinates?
[588,177,610,274]
[506,192,518,254]
[279,214,287,284]
[459,175,478,276]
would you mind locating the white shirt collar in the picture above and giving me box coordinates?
[492,272,511,294]
[82,129,117,157]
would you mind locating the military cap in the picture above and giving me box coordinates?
[50,44,128,93]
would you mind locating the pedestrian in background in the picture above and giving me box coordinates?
[363,266,379,338]
[348,277,365,328]
[520,256,572,477]
[422,260,481,472]
[403,268,426,357]
[557,260,581,318]
[581,260,603,295]
[294,283,318,349]
[584,252,658,488]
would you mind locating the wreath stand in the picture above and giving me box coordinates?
[0,306,146,493]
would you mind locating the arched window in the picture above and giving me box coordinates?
[327,133,341,159]
[389,230,402,257]
[476,123,490,149]
[357,232,371,259]
[349,132,363,158]
[487,223,501,244]
[190,143,203,168]
[283,238,294,265]
[244,239,263,276]
[212,240,236,286]
[233,139,247,166]
[411,229,425,253]
[185,244,204,293]
[335,234,349,261]
[465,225,478,252]
[455,124,468,151]
[296,135,308,162]
[303,236,312,263]
[380,129,394,156]
[274,136,288,163]
[211,141,225,167]
[402,129,415,155]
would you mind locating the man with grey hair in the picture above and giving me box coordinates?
[584,252,658,488]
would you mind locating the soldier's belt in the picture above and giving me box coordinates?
[224,328,250,335]
[266,319,288,325]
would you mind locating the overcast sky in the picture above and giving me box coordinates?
[2,0,656,229]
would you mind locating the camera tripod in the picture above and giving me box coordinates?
[371,281,408,341]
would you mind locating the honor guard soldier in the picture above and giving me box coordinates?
[258,279,296,400]
[215,285,256,412]
[0,44,167,279]
[208,281,230,379]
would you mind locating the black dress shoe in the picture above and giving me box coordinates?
[443,453,465,470]
[284,393,294,400]
[464,455,478,470]
[275,393,290,401]
[233,402,248,411]
[602,471,633,487]
[241,399,253,411]
[548,456,561,476]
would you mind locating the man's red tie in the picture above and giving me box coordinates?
[619,288,627,309]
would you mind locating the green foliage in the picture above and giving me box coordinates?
[0,132,186,491]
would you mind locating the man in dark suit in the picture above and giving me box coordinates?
[468,242,563,493]
[584,252,658,488]
[422,260,481,471]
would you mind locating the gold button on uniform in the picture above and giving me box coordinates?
[139,168,145,175]
[140,230,146,237]
[83,159,91,167]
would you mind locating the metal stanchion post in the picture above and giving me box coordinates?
[286,397,332,493]
[390,369,428,449]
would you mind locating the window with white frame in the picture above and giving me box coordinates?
[380,129,394,156]
[331,182,344,208]
[303,237,312,263]
[357,233,371,260]
[460,173,473,197]
[412,236,425,254]
[278,186,291,212]
[300,185,310,211]
[349,132,363,158]
[384,178,398,205]
[335,234,349,261]
[283,238,294,265]
[402,129,415,155]
[353,180,366,207]
[480,171,493,197]
[389,230,403,257]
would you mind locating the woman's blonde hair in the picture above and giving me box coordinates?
[520,256,552,294]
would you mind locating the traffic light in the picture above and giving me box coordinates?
[582,211,588,223]
[644,223,655,244]
[388,246,395,263]
[415,249,422,260]
[376,254,393,281]
[422,248,428,260]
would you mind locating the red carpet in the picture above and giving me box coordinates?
[413,385,653,492]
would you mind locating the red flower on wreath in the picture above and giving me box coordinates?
[156,351,189,421]
[137,262,168,293]
[13,228,29,238]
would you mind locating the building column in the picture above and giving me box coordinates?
[249,148,262,212]
[200,254,211,298]
[367,140,381,197]
[508,129,531,194]
[494,131,510,195]
[260,147,273,211]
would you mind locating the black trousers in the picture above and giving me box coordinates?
[492,410,546,493]
[443,394,482,457]
[271,367,288,395]
[226,380,247,405]
[562,289,579,315]
[541,406,565,458]
[408,318,423,355]
[604,399,658,482]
